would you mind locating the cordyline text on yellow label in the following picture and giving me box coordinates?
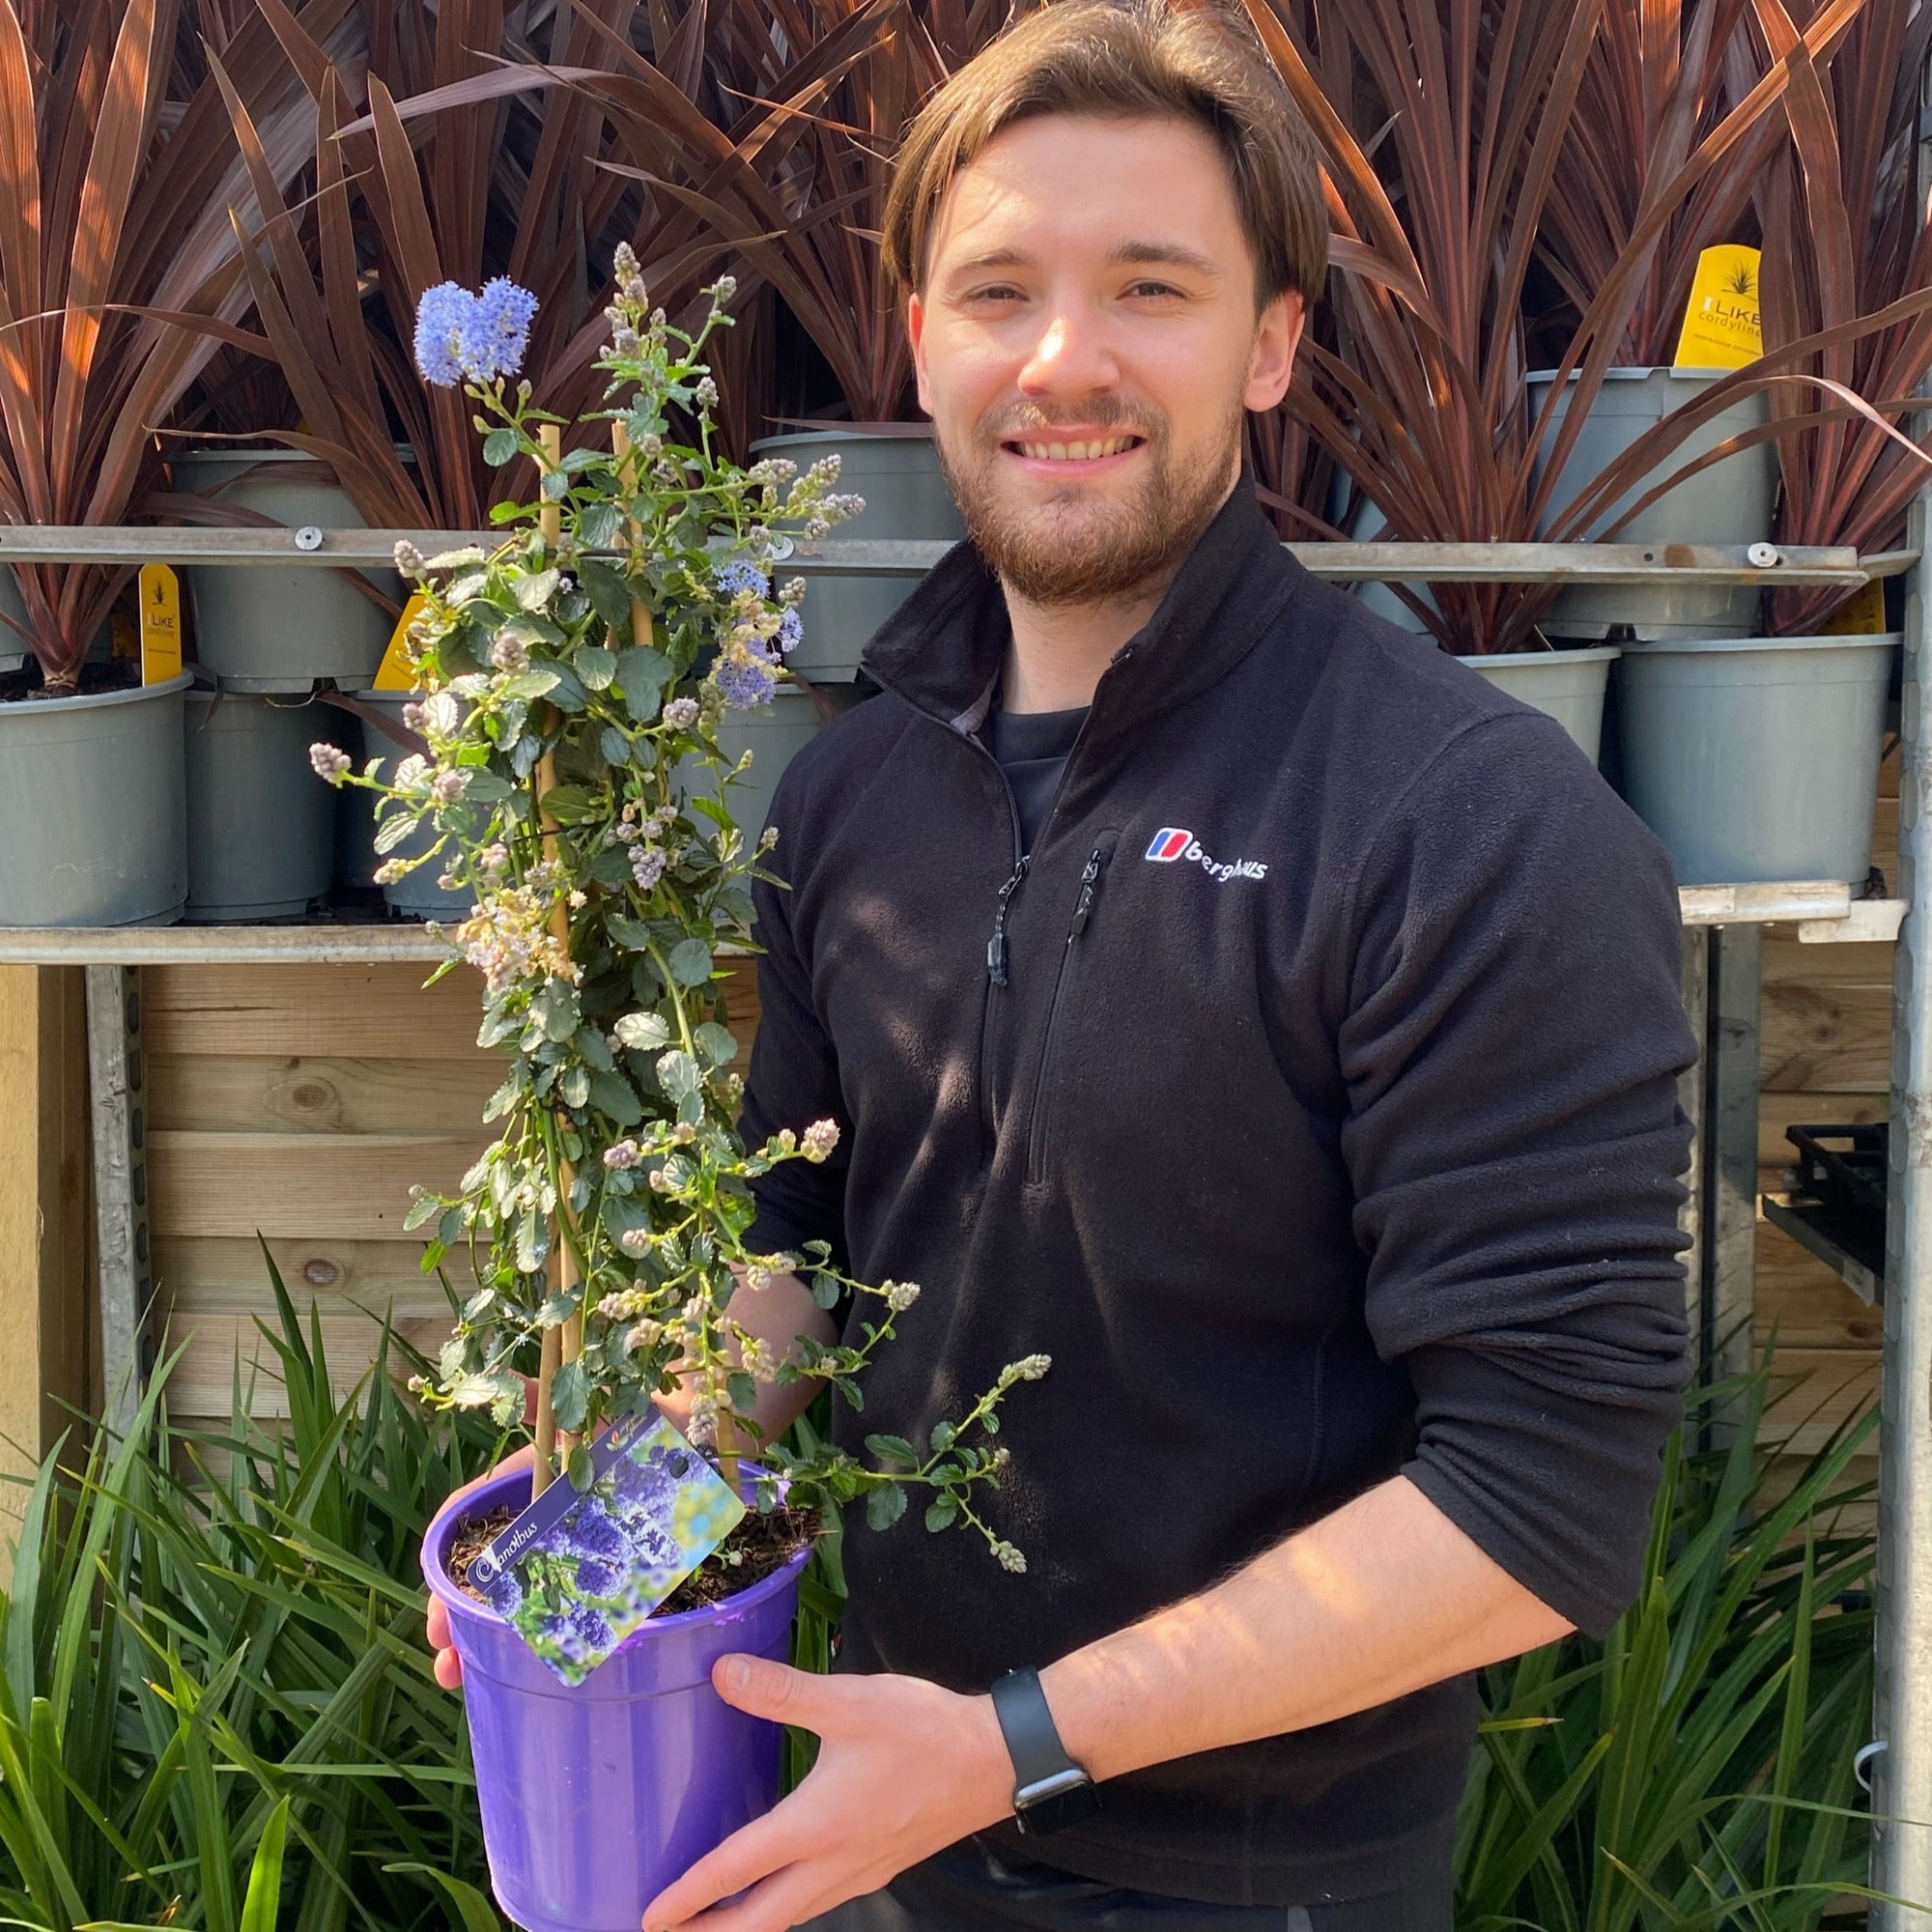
[138,562,183,684]
[1673,244,1762,370]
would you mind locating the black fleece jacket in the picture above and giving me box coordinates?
[741,478,1696,1908]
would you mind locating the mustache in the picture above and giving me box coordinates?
[980,405,1161,440]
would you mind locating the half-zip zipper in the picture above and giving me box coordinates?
[1026,843,1111,1185]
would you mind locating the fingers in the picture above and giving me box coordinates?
[433,1644,465,1690]
[642,1802,803,1929]
[645,1863,823,1932]
[426,1595,451,1649]
[711,1654,835,1727]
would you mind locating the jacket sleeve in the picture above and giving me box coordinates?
[1335,710,1697,1637]
[739,762,850,1271]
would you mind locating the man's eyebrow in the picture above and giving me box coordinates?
[1105,240,1225,278]
[943,242,1226,280]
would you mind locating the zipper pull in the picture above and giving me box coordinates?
[987,856,1029,985]
[1068,849,1102,938]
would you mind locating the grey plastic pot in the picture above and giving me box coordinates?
[328,714,382,892]
[172,449,401,693]
[1526,366,1774,639]
[0,672,191,926]
[1456,646,1619,764]
[351,690,472,920]
[679,685,853,841]
[183,690,335,922]
[1615,632,1895,885]
[750,430,964,679]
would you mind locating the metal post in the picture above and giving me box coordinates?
[1706,924,1762,1387]
[1679,927,1710,1368]
[1875,481,1932,1927]
[85,964,153,1434]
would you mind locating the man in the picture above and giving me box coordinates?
[432,3,1697,1926]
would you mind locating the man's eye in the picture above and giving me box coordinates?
[1126,280,1183,299]
[968,286,1024,303]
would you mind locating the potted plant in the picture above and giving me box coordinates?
[0,0,327,925]
[1610,0,1931,886]
[315,257,1048,1932]
[1240,0,1889,765]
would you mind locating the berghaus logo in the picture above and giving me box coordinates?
[1144,828,1267,883]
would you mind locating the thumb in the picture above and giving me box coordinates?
[712,1653,830,1726]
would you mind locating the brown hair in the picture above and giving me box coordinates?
[882,0,1327,312]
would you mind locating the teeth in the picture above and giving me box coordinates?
[1017,437,1135,461]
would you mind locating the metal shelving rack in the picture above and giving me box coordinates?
[3,519,1928,1915]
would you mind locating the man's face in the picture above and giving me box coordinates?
[908,113,1302,608]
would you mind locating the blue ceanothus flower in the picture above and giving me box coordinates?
[413,277,539,387]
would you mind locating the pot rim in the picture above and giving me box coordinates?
[1618,631,1900,655]
[422,1462,813,1638]
[0,669,191,719]
[1524,365,1746,385]
[1456,645,1622,666]
[168,442,417,468]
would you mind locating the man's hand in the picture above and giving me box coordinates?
[640,1656,1013,1931]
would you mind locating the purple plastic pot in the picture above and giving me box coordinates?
[423,1466,810,1932]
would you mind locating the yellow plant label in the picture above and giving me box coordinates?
[374,591,431,691]
[1673,244,1763,370]
[1821,579,1888,636]
[137,562,183,684]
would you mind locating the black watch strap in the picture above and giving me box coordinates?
[988,1667,1099,1836]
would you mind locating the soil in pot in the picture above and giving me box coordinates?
[751,428,964,679]
[449,1496,819,1618]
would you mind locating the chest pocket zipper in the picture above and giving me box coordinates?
[1025,842,1112,1186]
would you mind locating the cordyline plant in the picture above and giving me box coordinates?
[311,254,1045,1572]
[1245,0,1932,653]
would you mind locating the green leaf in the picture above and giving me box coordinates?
[668,937,714,986]
[578,557,632,630]
[656,1049,700,1101]
[574,643,617,691]
[930,1420,954,1453]
[924,1498,958,1533]
[385,1864,505,1932]
[481,428,518,469]
[865,1484,907,1532]
[587,1068,644,1126]
[727,1371,758,1413]
[568,1442,597,1490]
[616,644,671,721]
[551,1360,589,1435]
[558,1064,589,1108]
[404,1191,440,1232]
[536,783,600,825]
[575,1026,616,1071]
[373,809,418,855]
[865,1434,919,1471]
[694,1021,738,1067]
[614,1011,671,1051]
[240,1797,291,1932]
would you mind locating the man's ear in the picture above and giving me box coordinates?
[908,291,932,417]
[1243,292,1303,413]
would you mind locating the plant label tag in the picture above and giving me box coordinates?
[1820,579,1888,636]
[1673,244,1762,370]
[468,1410,745,1686]
[138,563,183,684]
[373,592,431,690]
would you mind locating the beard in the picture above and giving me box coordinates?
[932,390,1246,608]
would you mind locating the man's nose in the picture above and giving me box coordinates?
[1017,306,1118,397]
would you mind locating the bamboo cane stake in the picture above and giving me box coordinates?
[530,423,582,1500]
[609,421,741,1494]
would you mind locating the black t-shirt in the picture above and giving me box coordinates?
[981,701,1088,854]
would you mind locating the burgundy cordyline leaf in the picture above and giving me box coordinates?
[0,0,351,688]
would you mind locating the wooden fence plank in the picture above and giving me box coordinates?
[155,1235,451,1319]
[166,1312,450,1420]
[144,963,489,1058]
[149,1130,487,1239]
[1761,979,1892,1092]
[1756,1348,1880,1457]
[151,1054,502,1134]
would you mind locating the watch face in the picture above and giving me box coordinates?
[1014,1777,1101,1837]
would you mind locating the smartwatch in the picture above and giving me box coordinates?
[988,1666,1100,1835]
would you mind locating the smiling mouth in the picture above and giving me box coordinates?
[1003,434,1146,462]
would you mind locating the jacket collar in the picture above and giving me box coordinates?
[860,469,1306,744]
